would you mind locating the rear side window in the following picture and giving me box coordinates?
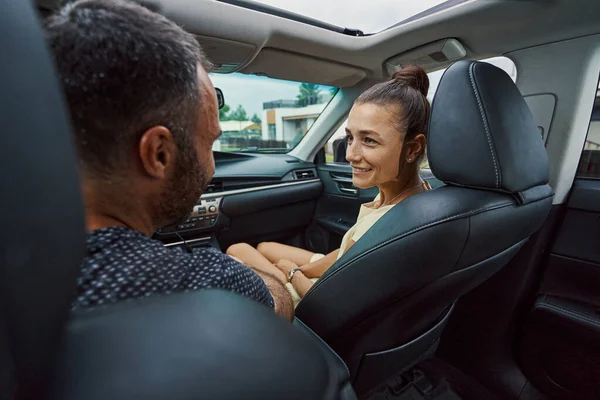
[577,84,600,178]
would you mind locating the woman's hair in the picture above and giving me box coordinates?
[355,65,431,158]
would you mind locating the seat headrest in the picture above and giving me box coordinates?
[428,60,549,197]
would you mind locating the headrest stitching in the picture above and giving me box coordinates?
[468,63,500,188]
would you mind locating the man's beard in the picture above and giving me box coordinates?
[154,146,210,229]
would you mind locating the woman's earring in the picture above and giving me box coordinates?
[407,158,413,163]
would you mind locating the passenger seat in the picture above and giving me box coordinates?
[295,60,554,396]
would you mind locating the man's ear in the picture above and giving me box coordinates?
[138,126,176,179]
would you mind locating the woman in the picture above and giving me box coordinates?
[227,65,432,307]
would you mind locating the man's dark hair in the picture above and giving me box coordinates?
[46,0,212,177]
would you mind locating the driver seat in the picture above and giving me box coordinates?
[0,1,355,399]
[295,60,554,396]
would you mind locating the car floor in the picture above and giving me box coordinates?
[363,358,501,400]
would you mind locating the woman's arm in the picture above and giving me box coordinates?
[299,239,356,278]
[273,260,317,300]
[299,250,339,278]
[290,271,316,298]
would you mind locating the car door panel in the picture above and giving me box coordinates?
[552,180,600,265]
[517,179,600,400]
[307,164,374,253]
[318,163,379,201]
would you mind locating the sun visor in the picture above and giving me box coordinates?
[195,35,257,74]
[242,48,366,87]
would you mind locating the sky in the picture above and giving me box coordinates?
[251,0,449,33]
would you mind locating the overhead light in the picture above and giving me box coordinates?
[385,38,467,75]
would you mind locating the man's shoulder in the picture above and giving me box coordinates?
[85,226,230,269]
[183,246,234,267]
[78,227,273,309]
[86,226,154,250]
[181,246,275,308]
[185,246,254,278]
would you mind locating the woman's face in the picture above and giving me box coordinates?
[345,103,405,189]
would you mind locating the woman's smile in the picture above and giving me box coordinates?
[352,166,373,174]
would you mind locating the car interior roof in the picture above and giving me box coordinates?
[38,0,600,85]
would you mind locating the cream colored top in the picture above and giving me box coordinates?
[337,181,432,259]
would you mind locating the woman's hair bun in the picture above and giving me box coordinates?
[391,65,429,97]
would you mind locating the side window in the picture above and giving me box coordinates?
[577,85,600,178]
[323,57,517,166]
[324,122,347,163]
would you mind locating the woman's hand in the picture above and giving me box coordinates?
[274,259,299,277]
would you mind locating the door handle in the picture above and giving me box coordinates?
[330,174,353,184]
[329,172,357,195]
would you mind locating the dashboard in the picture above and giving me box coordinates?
[153,151,442,252]
[153,151,321,248]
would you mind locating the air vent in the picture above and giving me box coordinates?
[205,180,223,193]
[293,169,316,180]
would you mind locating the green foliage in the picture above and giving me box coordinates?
[296,83,321,107]
[229,104,248,121]
[251,113,262,124]
[219,104,231,120]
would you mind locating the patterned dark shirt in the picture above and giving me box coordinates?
[73,226,273,310]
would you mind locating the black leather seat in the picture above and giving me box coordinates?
[0,1,355,399]
[295,60,554,396]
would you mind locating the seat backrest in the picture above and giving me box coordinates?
[296,60,553,395]
[53,289,356,400]
[1,1,356,399]
[0,0,86,397]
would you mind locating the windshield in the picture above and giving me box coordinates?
[248,0,463,34]
[210,73,336,153]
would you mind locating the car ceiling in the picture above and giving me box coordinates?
[38,0,600,86]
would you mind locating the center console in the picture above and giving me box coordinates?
[154,196,224,250]
[156,197,222,234]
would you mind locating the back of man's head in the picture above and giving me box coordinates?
[46,0,211,179]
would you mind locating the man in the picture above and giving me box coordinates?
[45,0,293,318]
